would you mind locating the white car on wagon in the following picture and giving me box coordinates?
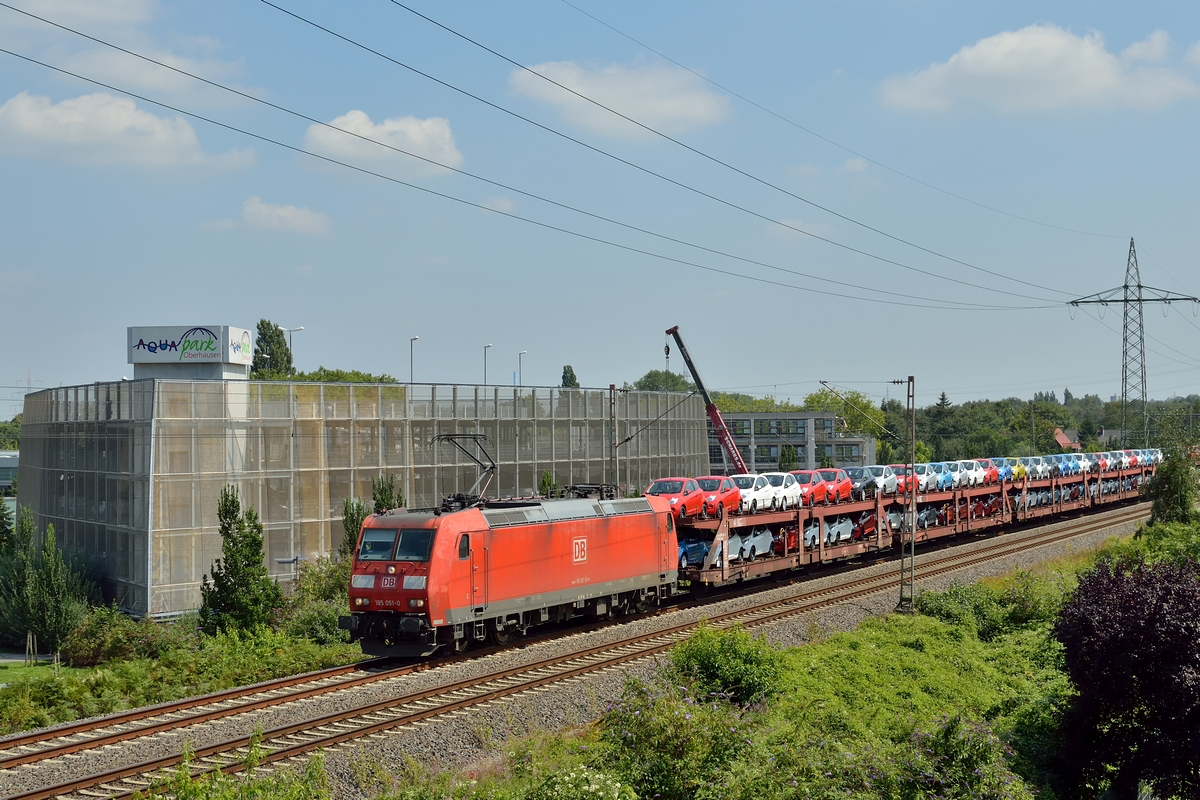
[731,474,775,514]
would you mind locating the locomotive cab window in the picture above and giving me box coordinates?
[458,534,470,559]
[394,529,436,562]
[358,529,399,561]
[358,528,436,562]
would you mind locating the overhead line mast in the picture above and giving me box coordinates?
[1069,238,1200,448]
[666,326,748,476]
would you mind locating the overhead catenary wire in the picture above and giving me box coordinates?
[0,2,1040,312]
[558,0,1123,241]
[385,0,1078,297]
[257,0,1065,305]
[0,47,1052,313]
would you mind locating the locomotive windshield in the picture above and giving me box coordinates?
[357,528,436,562]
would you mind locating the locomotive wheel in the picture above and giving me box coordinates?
[487,619,512,646]
[453,635,470,654]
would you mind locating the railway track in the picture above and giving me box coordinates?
[6,501,1147,800]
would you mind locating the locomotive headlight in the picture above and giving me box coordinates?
[408,599,425,608]
[353,596,365,606]
[387,565,396,574]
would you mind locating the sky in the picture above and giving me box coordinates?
[3,0,1200,418]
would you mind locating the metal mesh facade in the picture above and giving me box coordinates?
[19,380,708,617]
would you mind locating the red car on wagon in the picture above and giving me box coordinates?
[694,475,741,518]
[789,470,827,506]
[817,468,853,503]
[645,477,705,521]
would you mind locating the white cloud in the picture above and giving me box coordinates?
[0,91,252,167]
[302,110,463,176]
[483,197,516,213]
[842,157,868,173]
[509,60,729,137]
[242,197,331,236]
[880,24,1199,112]
[1187,40,1200,65]
[61,48,247,107]
[4,0,154,28]
[1122,30,1170,62]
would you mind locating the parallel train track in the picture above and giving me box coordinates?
[4,501,1148,800]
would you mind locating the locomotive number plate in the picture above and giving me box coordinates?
[572,537,588,564]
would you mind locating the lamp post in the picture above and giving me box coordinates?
[483,344,492,385]
[409,336,419,384]
[277,325,304,368]
[518,351,527,386]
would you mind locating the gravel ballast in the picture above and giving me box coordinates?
[0,506,1144,799]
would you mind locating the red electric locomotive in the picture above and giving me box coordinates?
[339,495,678,657]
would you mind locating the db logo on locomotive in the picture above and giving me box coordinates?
[572,537,588,564]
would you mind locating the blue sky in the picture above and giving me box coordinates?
[3,0,1200,417]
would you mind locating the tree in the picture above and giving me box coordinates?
[1054,557,1200,800]
[251,319,293,377]
[777,444,798,472]
[28,527,89,656]
[339,496,371,562]
[0,413,19,451]
[803,388,886,436]
[538,470,558,498]
[561,365,579,388]
[628,370,694,393]
[291,367,398,383]
[1063,386,1074,404]
[1143,409,1198,524]
[371,474,404,515]
[0,502,12,546]
[199,486,282,634]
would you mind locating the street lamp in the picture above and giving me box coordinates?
[483,344,492,385]
[410,336,419,384]
[518,351,527,386]
[277,325,304,370]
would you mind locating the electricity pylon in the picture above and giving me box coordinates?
[1069,238,1199,448]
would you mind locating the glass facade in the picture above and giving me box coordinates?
[19,380,708,617]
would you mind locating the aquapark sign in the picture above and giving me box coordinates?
[128,326,254,366]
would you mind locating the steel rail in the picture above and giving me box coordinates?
[9,502,1147,800]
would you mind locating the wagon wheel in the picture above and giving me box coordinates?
[487,618,512,646]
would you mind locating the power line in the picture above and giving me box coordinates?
[0,47,1050,313]
[259,0,1065,304]
[558,0,1123,242]
[386,0,1078,297]
[0,2,1040,312]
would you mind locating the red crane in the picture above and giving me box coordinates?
[666,325,749,476]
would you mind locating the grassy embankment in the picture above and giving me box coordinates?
[154,522,1200,800]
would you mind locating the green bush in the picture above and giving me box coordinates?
[526,766,635,800]
[668,623,785,705]
[136,746,331,799]
[281,599,348,646]
[601,679,749,800]
[62,605,195,667]
[0,626,362,734]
